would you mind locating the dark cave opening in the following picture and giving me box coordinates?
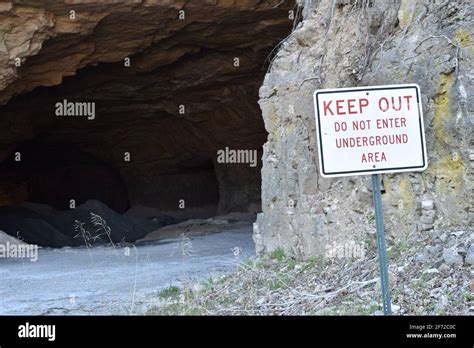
[0,142,130,213]
[0,1,295,247]
[0,56,266,247]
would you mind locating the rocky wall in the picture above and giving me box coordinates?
[255,0,473,258]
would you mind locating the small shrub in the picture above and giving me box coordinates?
[159,285,180,299]
[268,248,286,261]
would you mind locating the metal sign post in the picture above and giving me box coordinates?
[371,173,392,315]
[313,84,428,316]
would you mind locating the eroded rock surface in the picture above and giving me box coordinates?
[256,0,473,257]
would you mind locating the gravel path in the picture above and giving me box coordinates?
[0,226,254,315]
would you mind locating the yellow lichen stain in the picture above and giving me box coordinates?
[397,0,414,30]
[262,102,278,133]
[383,176,391,194]
[433,72,455,143]
[382,177,398,205]
[453,29,474,57]
[398,176,414,212]
[454,29,470,48]
[435,154,466,194]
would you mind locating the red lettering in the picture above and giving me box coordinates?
[375,117,408,129]
[391,96,402,111]
[362,151,387,163]
[404,95,412,111]
[323,98,371,115]
[323,100,333,116]
[378,97,389,112]
[347,99,356,114]
[359,98,369,113]
[336,100,345,115]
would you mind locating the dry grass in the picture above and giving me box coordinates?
[147,231,473,316]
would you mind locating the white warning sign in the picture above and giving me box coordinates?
[313,84,427,178]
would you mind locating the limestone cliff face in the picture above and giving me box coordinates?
[256,0,473,258]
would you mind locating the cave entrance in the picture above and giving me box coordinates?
[0,142,130,213]
[0,2,295,247]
